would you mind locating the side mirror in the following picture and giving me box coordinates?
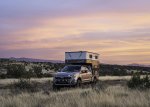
[81,70,87,73]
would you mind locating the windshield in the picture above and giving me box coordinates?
[61,65,81,72]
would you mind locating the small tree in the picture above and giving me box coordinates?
[33,66,42,78]
[7,64,26,78]
[142,75,150,88]
[22,69,36,80]
[128,74,150,89]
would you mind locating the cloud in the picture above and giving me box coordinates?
[0,0,150,64]
[1,0,150,19]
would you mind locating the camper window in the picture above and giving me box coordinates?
[95,56,98,59]
[89,54,92,58]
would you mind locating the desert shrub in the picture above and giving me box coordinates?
[43,73,53,77]
[14,79,38,92]
[22,69,36,79]
[100,64,150,76]
[14,79,31,89]
[128,74,150,89]
[141,75,150,88]
[127,74,141,88]
[6,64,36,79]
[7,64,26,78]
[33,66,43,78]
[0,74,7,79]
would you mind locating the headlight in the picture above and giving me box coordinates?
[72,74,77,79]
[68,75,72,77]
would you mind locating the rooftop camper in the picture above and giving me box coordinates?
[53,51,100,89]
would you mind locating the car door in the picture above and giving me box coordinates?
[80,66,92,82]
[80,66,88,82]
[84,66,92,81]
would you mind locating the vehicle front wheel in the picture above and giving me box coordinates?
[76,79,82,87]
[93,77,97,84]
[91,77,97,88]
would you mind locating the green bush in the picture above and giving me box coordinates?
[128,74,150,89]
[7,64,26,78]
[14,79,38,92]
[14,79,31,89]
[0,74,7,79]
[142,75,150,88]
[33,66,43,78]
[22,69,36,79]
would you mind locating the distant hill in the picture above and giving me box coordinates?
[5,57,65,63]
[128,63,150,67]
[1,57,150,67]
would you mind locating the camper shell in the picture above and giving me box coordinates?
[65,51,100,75]
[65,51,100,66]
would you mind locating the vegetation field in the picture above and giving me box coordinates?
[0,76,150,107]
[1,59,150,79]
[0,60,150,107]
[1,86,150,107]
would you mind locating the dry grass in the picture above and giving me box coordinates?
[0,78,53,85]
[1,75,147,85]
[0,76,131,85]
[0,86,150,107]
[99,76,131,81]
[0,76,150,107]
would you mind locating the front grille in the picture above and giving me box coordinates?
[55,77,71,84]
[64,77,71,79]
[55,77,61,79]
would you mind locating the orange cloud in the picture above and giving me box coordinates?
[1,11,150,64]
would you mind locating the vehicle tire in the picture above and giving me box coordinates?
[91,77,97,88]
[93,77,97,84]
[76,79,82,88]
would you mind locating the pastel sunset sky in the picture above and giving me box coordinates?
[0,0,150,65]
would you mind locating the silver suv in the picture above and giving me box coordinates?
[53,65,95,89]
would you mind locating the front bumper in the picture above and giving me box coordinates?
[53,78,77,86]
